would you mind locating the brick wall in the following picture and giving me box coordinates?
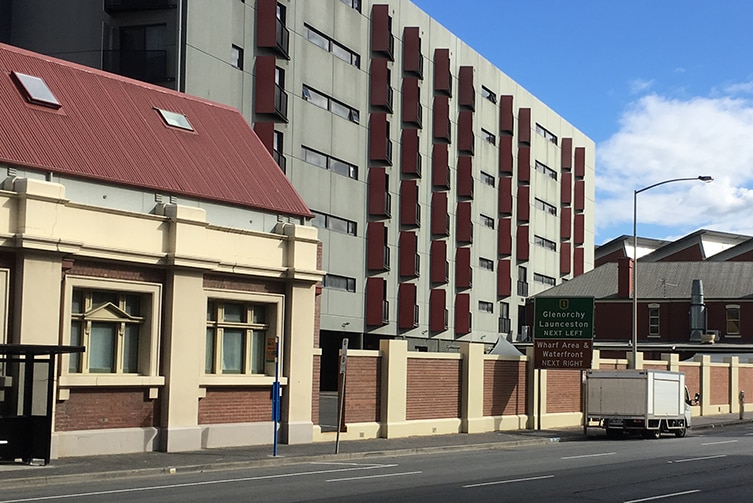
[710,366,730,405]
[312,355,320,425]
[55,388,160,431]
[203,274,285,294]
[682,366,701,395]
[546,369,582,413]
[740,367,753,399]
[344,355,381,423]
[66,260,165,283]
[406,359,461,420]
[198,387,272,424]
[483,360,526,416]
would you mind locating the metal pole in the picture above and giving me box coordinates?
[273,336,280,457]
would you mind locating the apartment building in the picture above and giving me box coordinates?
[1,0,595,373]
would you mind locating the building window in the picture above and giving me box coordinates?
[481,86,497,104]
[479,257,494,271]
[205,301,271,375]
[535,123,558,145]
[116,24,168,83]
[231,44,244,69]
[303,85,360,123]
[340,0,361,10]
[534,235,557,251]
[481,128,496,145]
[517,266,528,297]
[480,171,495,187]
[534,197,557,216]
[304,24,360,68]
[726,305,741,336]
[302,146,358,179]
[480,214,495,229]
[479,301,494,313]
[64,277,161,379]
[324,274,356,292]
[311,210,357,236]
[534,161,557,180]
[533,273,555,287]
[648,303,660,337]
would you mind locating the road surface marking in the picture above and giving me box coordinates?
[624,489,700,502]
[0,463,399,503]
[463,474,554,488]
[561,452,616,460]
[701,440,738,446]
[668,454,727,463]
[327,470,422,482]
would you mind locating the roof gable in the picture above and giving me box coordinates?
[0,43,311,218]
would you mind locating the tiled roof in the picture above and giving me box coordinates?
[0,43,311,218]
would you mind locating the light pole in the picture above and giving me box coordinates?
[631,175,713,369]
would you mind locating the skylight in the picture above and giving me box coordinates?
[12,72,61,109]
[155,108,194,131]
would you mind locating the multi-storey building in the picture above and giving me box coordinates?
[1,0,595,378]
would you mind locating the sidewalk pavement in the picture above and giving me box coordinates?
[2,413,751,489]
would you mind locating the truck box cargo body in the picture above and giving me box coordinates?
[585,370,694,438]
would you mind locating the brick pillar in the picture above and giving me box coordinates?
[380,339,408,438]
[461,342,484,433]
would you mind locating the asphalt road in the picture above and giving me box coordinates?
[3,425,753,502]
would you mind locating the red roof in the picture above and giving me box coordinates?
[0,43,312,218]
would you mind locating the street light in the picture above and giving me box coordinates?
[631,175,713,369]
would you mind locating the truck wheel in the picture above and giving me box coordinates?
[675,422,687,438]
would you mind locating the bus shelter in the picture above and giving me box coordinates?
[0,344,84,465]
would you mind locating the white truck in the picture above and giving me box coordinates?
[584,369,699,439]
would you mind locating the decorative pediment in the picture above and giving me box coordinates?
[84,302,139,321]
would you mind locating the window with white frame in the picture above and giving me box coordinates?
[726,304,740,336]
[533,273,555,286]
[534,197,557,216]
[480,171,495,187]
[231,45,244,70]
[648,303,660,337]
[304,24,360,68]
[534,235,557,251]
[480,85,497,104]
[303,85,360,123]
[534,160,557,180]
[479,257,494,271]
[481,128,496,145]
[480,214,495,229]
[302,146,358,179]
[65,277,161,378]
[324,274,356,292]
[479,301,494,313]
[311,210,357,236]
[205,300,272,375]
[535,123,558,145]
[340,0,361,11]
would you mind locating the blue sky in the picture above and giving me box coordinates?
[411,0,753,245]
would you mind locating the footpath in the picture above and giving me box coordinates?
[2,413,751,489]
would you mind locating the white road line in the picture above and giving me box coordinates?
[0,464,399,503]
[327,470,422,482]
[561,452,616,460]
[624,489,700,502]
[701,440,738,446]
[668,454,727,464]
[463,474,554,488]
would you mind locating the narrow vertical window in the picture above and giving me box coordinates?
[726,305,741,336]
[648,303,660,337]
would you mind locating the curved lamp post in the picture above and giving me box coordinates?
[631,175,714,368]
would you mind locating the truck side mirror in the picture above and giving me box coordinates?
[694,392,700,404]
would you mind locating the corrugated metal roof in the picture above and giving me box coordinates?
[0,43,312,218]
[536,262,753,300]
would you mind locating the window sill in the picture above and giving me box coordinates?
[200,375,288,387]
[59,374,166,387]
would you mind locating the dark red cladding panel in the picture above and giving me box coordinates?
[574,179,585,211]
[458,110,474,155]
[456,201,472,244]
[518,108,531,144]
[560,242,572,276]
[574,213,585,245]
[398,283,418,329]
[432,143,450,188]
[368,113,389,163]
[498,217,512,256]
[458,66,475,110]
[499,176,513,215]
[497,258,511,297]
[455,293,471,335]
[455,247,471,289]
[401,77,421,127]
[517,146,530,183]
[430,240,448,283]
[367,167,388,216]
[256,0,279,48]
[434,48,452,95]
[369,58,390,109]
[371,4,394,60]
[366,221,386,271]
[574,147,585,177]
[499,95,514,133]
[456,156,473,198]
[365,277,387,326]
[517,185,530,223]
[574,247,585,277]
[433,95,451,142]
[400,179,419,226]
[431,192,449,236]
[402,27,423,78]
[560,207,572,240]
[253,121,274,154]
[561,172,572,205]
[429,288,447,332]
[561,138,573,170]
[499,135,513,175]
[399,231,418,277]
[517,225,530,261]
[400,129,420,176]
[254,55,276,115]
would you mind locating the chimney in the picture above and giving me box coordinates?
[617,257,633,299]
[689,279,706,341]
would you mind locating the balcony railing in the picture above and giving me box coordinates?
[498,317,511,334]
[383,246,391,270]
[382,300,390,324]
[415,253,420,276]
[104,0,176,12]
[384,192,392,217]
[273,150,286,174]
[517,280,529,297]
[102,50,169,83]
[413,305,420,327]
[276,19,290,59]
[274,83,288,122]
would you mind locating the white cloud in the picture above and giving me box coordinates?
[628,78,654,94]
[596,88,753,242]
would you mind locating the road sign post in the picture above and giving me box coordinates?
[533,297,594,370]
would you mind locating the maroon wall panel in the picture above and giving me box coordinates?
[517,225,530,261]
[560,242,572,276]
[455,293,471,335]
[456,201,472,244]
[574,179,585,211]
[431,192,449,235]
[497,258,511,297]
[458,66,475,110]
[499,95,514,133]
[430,240,448,284]
[499,176,513,215]
[561,171,572,205]
[402,26,423,78]
[517,185,530,223]
[371,4,394,60]
[499,135,513,175]
[398,283,418,329]
[574,147,585,177]
[433,95,451,142]
[455,247,472,289]
[457,156,473,199]
[561,137,573,170]
[254,55,276,115]
[369,57,391,110]
[368,112,390,163]
[458,110,474,155]
[367,167,389,216]
[253,121,274,154]
[518,108,531,144]
[498,217,512,256]
[399,231,419,277]
[560,206,572,240]
[400,179,419,226]
[429,288,447,332]
[400,129,421,176]
[574,213,585,245]
[366,221,386,271]
[432,143,450,188]
[517,146,530,183]
[401,77,422,127]
[365,277,386,326]
[433,48,452,95]
[574,247,584,277]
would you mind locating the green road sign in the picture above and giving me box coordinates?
[534,297,594,340]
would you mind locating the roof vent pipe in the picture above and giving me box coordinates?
[689,279,706,341]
